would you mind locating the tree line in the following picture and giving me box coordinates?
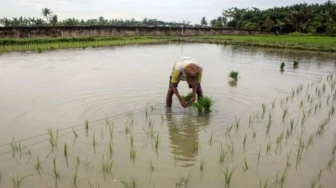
[1,1,335,34]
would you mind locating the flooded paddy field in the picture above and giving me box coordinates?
[0,43,336,188]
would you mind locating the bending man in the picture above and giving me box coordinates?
[166,57,203,108]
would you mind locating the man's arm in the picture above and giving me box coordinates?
[170,83,188,108]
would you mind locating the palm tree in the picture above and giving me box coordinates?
[41,8,52,23]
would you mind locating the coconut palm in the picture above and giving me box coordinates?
[41,8,52,23]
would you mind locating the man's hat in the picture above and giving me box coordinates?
[185,63,200,86]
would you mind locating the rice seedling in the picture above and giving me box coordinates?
[282,108,288,122]
[84,157,93,173]
[37,47,43,53]
[235,117,241,131]
[72,128,78,139]
[271,99,276,109]
[154,133,160,150]
[12,175,26,188]
[310,177,318,188]
[193,139,199,152]
[72,169,78,188]
[266,113,272,136]
[296,138,305,170]
[88,181,100,188]
[276,170,287,188]
[52,156,60,186]
[208,132,213,145]
[85,119,89,134]
[192,96,215,113]
[130,148,136,162]
[257,146,261,167]
[227,70,239,82]
[227,141,235,157]
[34,156,43,176]
[266,141,273,154]
[327,155,335,171]
[93,132,97,153]
[293,60,299,68]
[75,156,80,170]
[176,174,191,188]
[243,134,247,151]
[223,166,237,188]
[64,142,68,157]
[259,178,269,188]
[280,62,285,71]
[200,159,205,173]
[130,134,134,148]
[109,123,114,140]
[252,127,257,139]
[149,157,155,172]
[120,178,137,188]
[101,155,113,175]
[261,103,268,118]
[285,150,292,170]
[10,138,22,158]
[219,144,226,165]
[242,157,249,172]
[225,124,233,137]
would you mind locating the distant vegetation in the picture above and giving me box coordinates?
[0,1,335,34]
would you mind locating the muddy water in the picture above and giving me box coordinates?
[0,44,336,188]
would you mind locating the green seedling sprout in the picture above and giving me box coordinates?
[120,178,137,188]
[243,134,247,151]
[208,132,213,145]
[293,60,299,68]
[259,178,269,188]
[176,174,191,188]
[219,144,226,165]
[52,156,60,186]
[223,166,237,188]
[229,70,239,81]
[72,128,78,139]
[243,157,249,172]
[72,169,78,188]
[34,156,42,176]
[12,175,27,188]
[200,159,205,173]
[64,142,68,157]
[257,146,261,167]
[149,157,155,172]
[280,62,285,71]
[85,119,89,136]
[266,142,272,154]
[130,148,136,162]
[101,155,113,175]
[193,139,199,152]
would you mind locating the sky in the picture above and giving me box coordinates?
[0,0,328,24]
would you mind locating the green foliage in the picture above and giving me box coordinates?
[281,62,285,70]
[293,60,299,68]
[181,92,193,102]
[181,93,215,113]
[229,71,239,81]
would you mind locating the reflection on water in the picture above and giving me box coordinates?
[165,108,210,167]
[228,80,237,87]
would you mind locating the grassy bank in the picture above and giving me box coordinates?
[176,35,336,52]
[0,36,173,53]
[1,35,336,53]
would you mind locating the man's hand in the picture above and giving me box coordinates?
[188,96,196,105]
[179,99,188,108]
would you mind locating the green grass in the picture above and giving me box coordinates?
[192,35,336,52]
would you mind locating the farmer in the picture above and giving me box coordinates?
[166,57,203,108]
